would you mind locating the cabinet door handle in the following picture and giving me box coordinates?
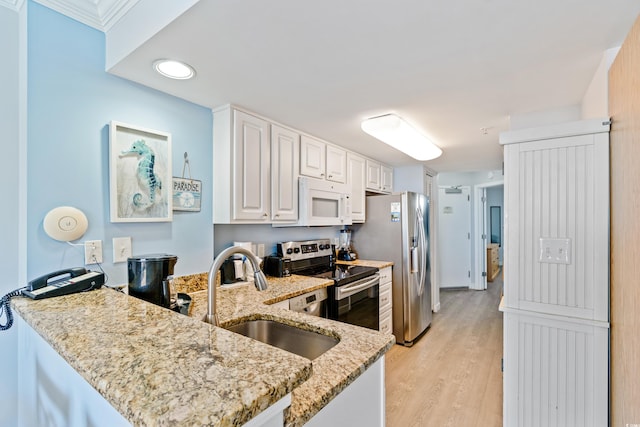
[274,214,280,218]
[263,213,268,217]
[329,175,333,178]
[320,173,325,177]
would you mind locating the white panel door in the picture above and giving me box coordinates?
[300,135,326,179]
[271,125,299,222]
[233,110,270,221]
[326,145,347,183]
[438,186,472,288]
[347,152,366,222]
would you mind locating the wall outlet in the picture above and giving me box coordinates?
[113,237,132,263]
[84,240,103,264]
[257,243,265,258]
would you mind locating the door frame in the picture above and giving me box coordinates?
[473,180,503,290]
[437,185,472,289]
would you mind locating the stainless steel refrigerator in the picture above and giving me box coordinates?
[354,192,431,346]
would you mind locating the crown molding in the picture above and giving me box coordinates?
[32,0,139,31]
[0,0,25,11]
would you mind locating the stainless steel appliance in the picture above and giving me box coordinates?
[263,255,292,277]
[355,192,431,346]
[276,239,380,329]
[127,254,178,308]
[289,288,327,317]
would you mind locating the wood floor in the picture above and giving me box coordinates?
[385,274,503,427]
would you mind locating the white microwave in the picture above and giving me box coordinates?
[292,177,352,227]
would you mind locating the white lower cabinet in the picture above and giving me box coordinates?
[378,266,393,334]
[502,311,608,427]
[305,357,385,427]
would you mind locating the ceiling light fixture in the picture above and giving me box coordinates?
[153,59,195,80]
[361,114,442,161]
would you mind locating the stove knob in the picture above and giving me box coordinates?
[286,248,293,255]
[318,244,325,250]
[294,248,300,254]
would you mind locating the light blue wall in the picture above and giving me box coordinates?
[0,5,23,424]
[27,2,213,285]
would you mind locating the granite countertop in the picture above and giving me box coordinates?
[335,259,394,269]
[13,271,394,427]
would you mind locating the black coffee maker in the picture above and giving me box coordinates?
[127,254,178,308]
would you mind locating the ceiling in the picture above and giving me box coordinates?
[43,0,640,172]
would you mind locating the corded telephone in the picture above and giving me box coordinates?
[1,267,105,331]
[22,267,104,300]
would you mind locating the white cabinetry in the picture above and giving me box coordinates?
[347,152,366,222]
[300,135,347,183]
[378,267,393,334]
[304,357,385,427]
[271,125,299,222]
[214,107,270,223]
[300,135,326,179]
[213,106,298,224]
[366,159,381,191]
[366,160,393,193]
[381,165,393,192]
[499,119,610,427]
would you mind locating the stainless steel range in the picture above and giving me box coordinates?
[276,239,380,330]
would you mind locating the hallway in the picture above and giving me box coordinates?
[385,275,503,427]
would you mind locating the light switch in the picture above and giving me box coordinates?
[539,238,571,264]
[113,237,132,263]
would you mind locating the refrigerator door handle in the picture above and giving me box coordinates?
[416,205,427,296]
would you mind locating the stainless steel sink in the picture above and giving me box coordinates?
[225,319,339,360]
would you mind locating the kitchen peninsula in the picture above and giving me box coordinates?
[12,273,394,427]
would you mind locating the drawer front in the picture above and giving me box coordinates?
[379,286,392,313]
[379,266,392,284]
[379,309,393,334]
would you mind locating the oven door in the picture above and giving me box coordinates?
[329,274,380,331]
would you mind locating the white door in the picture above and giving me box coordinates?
[300,135,325,179]
[438,186,472,288]
[271,125,299,222]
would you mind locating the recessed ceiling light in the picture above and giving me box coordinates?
[153,59,195,80]
[361,114,442,161]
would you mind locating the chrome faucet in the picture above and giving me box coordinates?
[205,246,268,326]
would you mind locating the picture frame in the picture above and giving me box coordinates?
[109,121,173,222]
[172,177,202,212]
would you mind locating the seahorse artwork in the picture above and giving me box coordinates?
[120,139,162,208]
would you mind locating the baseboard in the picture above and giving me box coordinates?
[440,286,470,291]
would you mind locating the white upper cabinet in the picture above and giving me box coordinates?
[326,145,347,183]
[366,159,382,192]
[347,152,366,222]
[382,165,393,193]
[271,125,299,222]
[365,159,393,194]
[300,135,347,183]
[300,135,326,179]
[213,107,271,223]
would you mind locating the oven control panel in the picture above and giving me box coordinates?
[277,239,333,261]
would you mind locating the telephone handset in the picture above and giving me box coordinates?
[22,267,104,300]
